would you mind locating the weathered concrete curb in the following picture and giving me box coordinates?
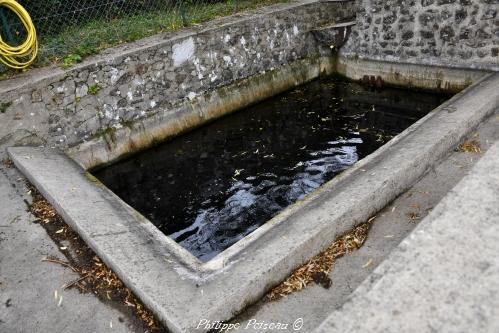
[315,139,499,333]
[8,73,499,332]
[336,56,491,92]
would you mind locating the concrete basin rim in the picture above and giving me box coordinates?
[7,72,499,332]
[185,71,495,271]
[7,71,496,277]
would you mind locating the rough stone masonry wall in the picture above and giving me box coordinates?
[341,0,499,71]
[0,0,355,153]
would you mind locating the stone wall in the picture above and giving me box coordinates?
[0,0,355,155]
[4,0,496,165]
[341,0,499,71]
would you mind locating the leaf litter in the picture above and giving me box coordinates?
[457,139,482,154]
[27,185,164,332]
[267,219,373,301]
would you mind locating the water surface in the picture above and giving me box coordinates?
[95,76,448,261]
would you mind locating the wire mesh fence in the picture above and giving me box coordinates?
[0,0,281,75]
[2,1,224,37]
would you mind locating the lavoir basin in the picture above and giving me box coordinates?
[94,76,449,261]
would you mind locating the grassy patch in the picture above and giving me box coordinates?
[88,84,102,95]
[0,102,12,113]
[1,0,288,76]
[62,54,83,68]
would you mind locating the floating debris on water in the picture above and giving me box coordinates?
[95,76,449,261]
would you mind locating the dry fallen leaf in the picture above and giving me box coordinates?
[458,139,482,154]
[2,159,14,168]
[407,211,421,221]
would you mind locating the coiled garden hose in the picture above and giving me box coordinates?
[0,0,37,69]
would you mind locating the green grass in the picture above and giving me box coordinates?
[88,84,102,95]
[1,0,289,78]
[0,101,12,113]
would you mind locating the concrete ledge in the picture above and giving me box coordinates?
[316,139,499,333]
[336,56,492,93]
[8,73,499,332]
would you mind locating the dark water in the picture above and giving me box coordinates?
[94,76,449,261]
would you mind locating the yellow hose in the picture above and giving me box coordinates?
[0,0,37,69]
